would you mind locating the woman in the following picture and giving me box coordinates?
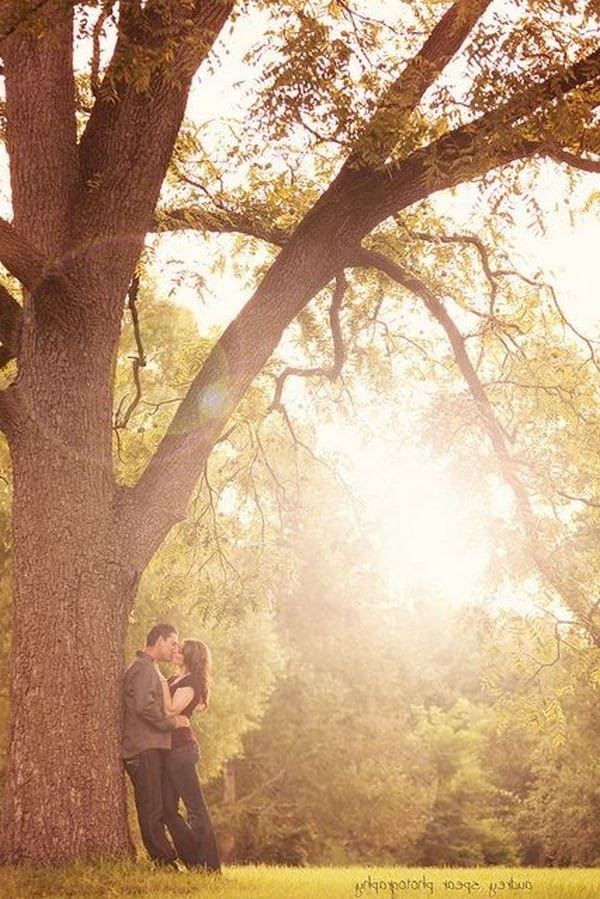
[160,638,221,872]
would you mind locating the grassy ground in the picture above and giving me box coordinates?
[1,862,599,899]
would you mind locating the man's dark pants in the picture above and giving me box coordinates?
[124,748,176,864]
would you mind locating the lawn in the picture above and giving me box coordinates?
[1,863,599,899]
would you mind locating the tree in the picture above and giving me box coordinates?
[1,0,599,864]
[516,683,600,866]
[415,700,517,867]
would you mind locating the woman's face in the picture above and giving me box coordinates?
[173,645,185,667]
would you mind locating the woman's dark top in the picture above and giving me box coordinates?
[168,673,204,749]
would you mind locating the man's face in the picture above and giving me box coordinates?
[156,631,179,662]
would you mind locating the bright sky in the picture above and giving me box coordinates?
[520,198,598,335]
[317,422,496,605]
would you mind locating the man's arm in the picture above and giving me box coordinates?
[130,664,187,731]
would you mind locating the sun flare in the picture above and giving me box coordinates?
[322,427,492,605]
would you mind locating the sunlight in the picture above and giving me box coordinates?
[320,424,492,606]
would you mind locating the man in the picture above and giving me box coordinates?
[122,622,188,866]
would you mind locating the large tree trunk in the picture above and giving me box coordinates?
[0,275,137,863]
[2,517,134,863]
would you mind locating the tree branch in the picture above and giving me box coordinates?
[0,216,46,292]
[556,490,600,509]
[77,0,234,256]
[351,245,535,529]
[271,273,347,408]
[154,205,288,248]
[114,275,147,430]
[351,245,600,641]
[116,252,343,567]
[91,3,115,99]
[156,44,600,265]
[48,0,235,339]
[401,225,499,316]
[159,39,600,263]
[352,0,493,165]
[2,0,79,256]
[543,280,600,372]
[361,44,600,230]
[547,145,600,174]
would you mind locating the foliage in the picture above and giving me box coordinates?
[205,468,523,866]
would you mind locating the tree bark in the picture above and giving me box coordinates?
[2,485,135,862]
[0,271,139,861]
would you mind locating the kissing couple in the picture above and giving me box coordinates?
[121,622,221,871]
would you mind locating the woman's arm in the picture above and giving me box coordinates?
[161,677,194,716]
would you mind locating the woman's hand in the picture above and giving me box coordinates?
[173,715,189,729]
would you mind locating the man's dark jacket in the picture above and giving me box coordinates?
[121,651,175,759]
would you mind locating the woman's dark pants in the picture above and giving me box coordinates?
[162,745,221,871]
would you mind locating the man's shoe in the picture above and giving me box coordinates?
[154,858,186,872]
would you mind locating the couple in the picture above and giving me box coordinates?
[121,622,221,871]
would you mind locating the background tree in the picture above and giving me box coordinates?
[211,472,521,866]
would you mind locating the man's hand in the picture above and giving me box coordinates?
[174,715,189,729]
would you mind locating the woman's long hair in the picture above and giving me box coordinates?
[182,639,211,709]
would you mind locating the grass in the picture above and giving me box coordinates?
[0,862,599,899]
